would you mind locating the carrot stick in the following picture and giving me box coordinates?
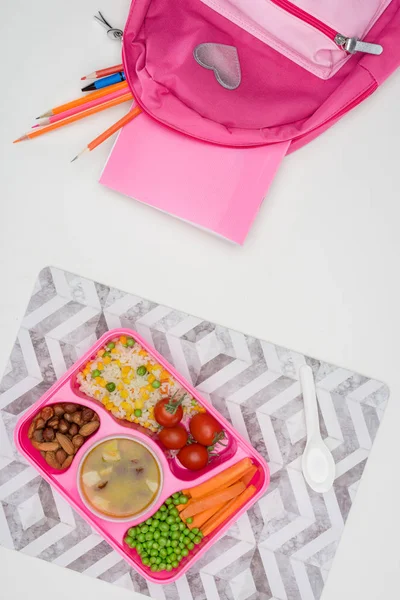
[187,458,253,500]
[182,489,191,497]
[241,465,258,487]
[177,499,192,512]
[202,485,257,537]
[180,482,246,519]
[187,502,226,529]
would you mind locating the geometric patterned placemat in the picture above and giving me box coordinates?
[0,267,389,600]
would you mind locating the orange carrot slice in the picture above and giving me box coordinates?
[180,482,245,519]
[187,458,253,500]
[202,485,257,537]
[187,502,226,530]
[241,465,258,487]
[177,499,193,512]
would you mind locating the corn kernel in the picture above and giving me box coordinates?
[94,390,100,398]
[144,421,150,427]
[115,359,121,367]
[112,408,120,417]
[111,348,118,354]
[97,362,104,371]
[122,377,131,385]
[97,349,105,357]
[102,396,109,405]
[106,402,114,410]
[121,401,130,410]
[120,335,127,345]
[139,350,147,357]
[83,368,90,377]
[148,374,156,384]
[121,366,131,377]
[120,390,128,399]
[146,384,153,392]
[135,399,145,409]
[103,356,111,365]
[117,383,124,391]
[96,377,106,387]
[161,370,170,379]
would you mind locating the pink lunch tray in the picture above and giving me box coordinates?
[14,328,270,584]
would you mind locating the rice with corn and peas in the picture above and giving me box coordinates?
[77,335,205,432]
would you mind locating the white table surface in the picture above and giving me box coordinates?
[1,1,400,598]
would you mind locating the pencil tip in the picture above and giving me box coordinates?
[81,76,86,80]
[36,110,52,119]
[71,155,79,163]
[31,124,40,129]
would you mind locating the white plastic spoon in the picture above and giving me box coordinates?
[300,365,335,493]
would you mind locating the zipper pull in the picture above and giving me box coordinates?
[93,11,123,42]
[335,34,383,55]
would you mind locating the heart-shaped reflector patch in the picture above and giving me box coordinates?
[194,43,241,90]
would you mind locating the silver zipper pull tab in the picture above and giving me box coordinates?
[335,34,383,55]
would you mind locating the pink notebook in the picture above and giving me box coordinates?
[100,112,289,244]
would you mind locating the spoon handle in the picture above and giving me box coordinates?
[300,365,320,438]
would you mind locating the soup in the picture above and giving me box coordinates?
[80,438,161,518]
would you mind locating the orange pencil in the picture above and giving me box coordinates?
[71,106,142,161]
[36,81,129,118]
[13,92,133,143]
[81,63,124,80]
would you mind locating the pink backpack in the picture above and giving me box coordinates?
[123,0,400,152]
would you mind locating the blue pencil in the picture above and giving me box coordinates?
[82,72,126,92]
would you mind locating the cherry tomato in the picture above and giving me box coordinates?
[154,396,183,427]
[159,426,188,449]
[189,413,224,446]
[177,444,209,471]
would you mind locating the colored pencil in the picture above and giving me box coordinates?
[36,88,132,127]
[71,106,142,161]
[36,81,129,118]
[82,72,125,92]
[13,92,133,143]
[81,63,124,80]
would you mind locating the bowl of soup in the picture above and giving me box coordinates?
[77,435,163,521]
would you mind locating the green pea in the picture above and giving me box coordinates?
[166,564,173,572]
[192,528,199,535]
[136,543,143,553]
[145,532,153,541]
[151,519,160,529]
[181,548,189,557]
[187,542,194,550]
[179,534,185,542]
[184,527,192,536]
[106,342,115,350]
[194,536,202,544]
[92,369,101,378]
[159,504,167,512]
[166,516,175,525]
[172,561,179,568]
[172,492,181,499]
[160,523,169,532]
[129,540,137,548]
[153,530,160,540]
[169,553,177,562]
[171,540,179,548]
[134,409,142,417]
[126,337,135,347]
[159,562,166,571]
[137,533,145,543]
[167,546,174,555]
[128,527,136,537]
[150,549,158,557]
[179,542,185,550]
[198,531,204,539]
[173,498,181,505]
[103,351,111,358]
[179,495,189,504]
[159,548,167,558]
[178,522,186,531]
[183,537,191,546]
[176,552,182,560]
[155,557,162,565]
[124,536,133,545]
[185,517,193,524]
[141,526,149,534]
[152,542,159,550]
[166,556,172,563]
[137,366,147,376]
[105,381,116,392]
[151,564,158,572]
[141,553,149,560]
[169,508,179,517]
[159,512,167,521]
[170,524,179,531]
[189,532,196,540]
[175,517,181,523]
[146,518,153,526]
[152,380,161,389]
[149,556,157,564]
[165,497,172,505]
[171,531,180,540]
[154,511,163,520]
[158,537,167,547]
[142,557,150,566]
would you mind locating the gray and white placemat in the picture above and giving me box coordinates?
[0,267,389,600]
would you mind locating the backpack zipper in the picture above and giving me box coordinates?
[269,0,383,55]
